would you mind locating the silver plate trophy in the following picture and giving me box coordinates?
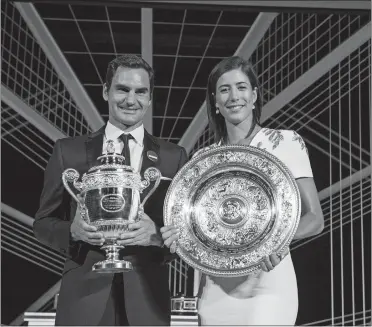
[62,140,162,273]
[164,145,301,277]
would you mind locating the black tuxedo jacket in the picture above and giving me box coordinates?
[34,125,188,326]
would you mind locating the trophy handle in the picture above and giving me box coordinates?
[62,168,83,203]
[79,202,90,224]
[140,167,162,207]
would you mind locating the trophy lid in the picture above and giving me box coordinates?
[69,140,143,193]
[87,139,134,173]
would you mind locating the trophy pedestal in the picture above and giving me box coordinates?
[171,314,199,326]
[171,296,199,326]
[93,260,133,273]
[24,312,55,326]
[92,244,133,273]
[23,311,198,326]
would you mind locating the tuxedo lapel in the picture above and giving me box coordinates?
[85,125,106,169]
[140,130,161,203]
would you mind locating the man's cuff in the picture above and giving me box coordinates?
[62,222,81,259]
[67,236,82,259]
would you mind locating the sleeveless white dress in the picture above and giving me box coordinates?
[196,128,313,326]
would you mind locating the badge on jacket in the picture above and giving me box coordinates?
[147,150,158,162]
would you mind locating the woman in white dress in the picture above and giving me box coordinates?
[161,56,324,325]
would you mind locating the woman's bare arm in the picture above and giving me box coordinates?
[293,177,324,240]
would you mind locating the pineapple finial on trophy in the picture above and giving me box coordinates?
[100,139,125,166]
[106,139,115,155]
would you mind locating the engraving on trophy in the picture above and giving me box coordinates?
[186,169,275,258]
[206,216,218,233]
[171,204,183,216]
[253,193,268,211]
[62,140,163,274]
[218,197,247,227]
[100,194,125,212]
[164,145,301,277]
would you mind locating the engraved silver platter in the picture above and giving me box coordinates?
[164,145,301,277]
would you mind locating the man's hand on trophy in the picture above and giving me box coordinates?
[160,225,179,253]
[70,207,105,246]
[117,213,163,247]
[260,247,290,272]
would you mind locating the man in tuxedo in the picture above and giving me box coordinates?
[34,54,188,326]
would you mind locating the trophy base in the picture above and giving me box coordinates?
[92,244,133,273]
[92,260,133,273]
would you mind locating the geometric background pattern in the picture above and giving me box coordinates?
[1,1,371,325]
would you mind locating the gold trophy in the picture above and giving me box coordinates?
[62,140,162,273]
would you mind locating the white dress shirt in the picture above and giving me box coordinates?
[102,121,144,172]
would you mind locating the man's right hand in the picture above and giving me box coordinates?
[70,206,105,246]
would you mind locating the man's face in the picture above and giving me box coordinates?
[103,66,152,129]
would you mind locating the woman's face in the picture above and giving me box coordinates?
[215,68,257,125]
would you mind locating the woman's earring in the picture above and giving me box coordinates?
[252,104,255,110]
[216,105,219,114]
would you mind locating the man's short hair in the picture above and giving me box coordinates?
[105,54,154,93]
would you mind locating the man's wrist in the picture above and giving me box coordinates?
[150,232,164,247]
[70,224,77,242]
[156,234,164,247]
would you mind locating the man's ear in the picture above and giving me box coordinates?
[102,83,108,101]
[148,90,153,107]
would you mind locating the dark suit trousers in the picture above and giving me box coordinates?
[99,274,129,326]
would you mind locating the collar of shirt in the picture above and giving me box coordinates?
[105,121,144,146]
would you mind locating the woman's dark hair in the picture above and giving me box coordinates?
[206,56,262,144]
[105,54,154,97]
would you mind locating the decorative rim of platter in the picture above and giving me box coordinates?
[164,145,301,277]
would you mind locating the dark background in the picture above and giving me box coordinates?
[1,1,371,325]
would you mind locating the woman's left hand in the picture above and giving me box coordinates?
[260,247,290,272]
[160,225,179,253]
